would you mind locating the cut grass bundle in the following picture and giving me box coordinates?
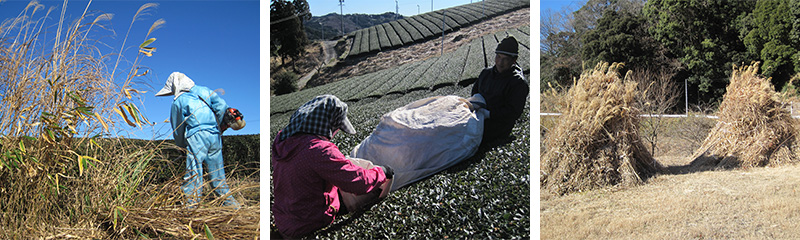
[689,62,799,169]
[101,179,259,239]
[541,62,663,196]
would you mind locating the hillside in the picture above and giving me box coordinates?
[305,12,404,40]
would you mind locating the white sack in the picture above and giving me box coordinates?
[350,95,485,191]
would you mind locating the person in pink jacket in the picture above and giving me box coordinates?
[272,94,393,238]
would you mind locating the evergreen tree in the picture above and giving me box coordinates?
[740,0,800,88]
[270,0,310,71]
[644,0,755,103]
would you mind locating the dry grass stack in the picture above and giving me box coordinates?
[541,62,663,196]
[689,63,799,169]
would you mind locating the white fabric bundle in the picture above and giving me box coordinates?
[351,95,485,191]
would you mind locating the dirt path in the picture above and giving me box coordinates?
[295,41,337,90]
[322,40,337,64]
[296,68,317,90]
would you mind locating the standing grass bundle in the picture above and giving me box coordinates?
[541,62,663,196]
[689,62,799,169]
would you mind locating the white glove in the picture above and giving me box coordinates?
[467,94,487,110]
[229,119,246,130]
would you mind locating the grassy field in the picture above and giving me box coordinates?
[270,84,531,239]
[540,113,800,239]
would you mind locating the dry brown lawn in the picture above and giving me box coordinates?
[540,116,800,239]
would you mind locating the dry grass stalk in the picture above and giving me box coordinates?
[541,62,663,196]
[1,2,259,238]
[689,62,799,168]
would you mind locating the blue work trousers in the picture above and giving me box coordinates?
[183,130,236,206]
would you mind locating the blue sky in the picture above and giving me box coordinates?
[0,0,260,140]
[540,0,583,13]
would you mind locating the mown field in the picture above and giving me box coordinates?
[540,114,800,239]
[271,84,530,239]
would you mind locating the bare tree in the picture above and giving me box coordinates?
[629,67,680,156]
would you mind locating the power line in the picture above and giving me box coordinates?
[270,9,311,25]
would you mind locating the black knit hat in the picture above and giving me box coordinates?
[495,36,518,57]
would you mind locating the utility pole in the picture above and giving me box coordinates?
[395,0,399,20]
[339,0,345,36]
[431,0,433,11]
[417,5,420,15]
[482,0,485,18]
[441,10,445,56]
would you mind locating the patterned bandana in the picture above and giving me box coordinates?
[279,95,356,141]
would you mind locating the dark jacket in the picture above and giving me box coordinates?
[471,64,528,142]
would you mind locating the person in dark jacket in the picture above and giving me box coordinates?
[470,36,529,145]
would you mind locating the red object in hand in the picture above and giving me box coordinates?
[223,108,245,131]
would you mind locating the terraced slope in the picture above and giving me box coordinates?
[347,0,529,57]
[270,25,530,115]
[270,84,530,239]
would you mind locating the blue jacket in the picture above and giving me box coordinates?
[171,85,229,147]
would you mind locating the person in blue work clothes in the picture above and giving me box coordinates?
[156,72,244,208]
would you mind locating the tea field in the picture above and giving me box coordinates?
[270,83,530,238]
[271,24,530,114]
[347,0,530,57]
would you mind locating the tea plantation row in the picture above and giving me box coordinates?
[270,25,530,115]
[348,0,530,57]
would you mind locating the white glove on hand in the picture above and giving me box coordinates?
[467,94,487,110]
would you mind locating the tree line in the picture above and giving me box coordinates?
[541,0,800,108]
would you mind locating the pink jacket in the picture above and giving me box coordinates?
[271,132,387,238]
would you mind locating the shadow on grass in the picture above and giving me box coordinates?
[664,155,739,175]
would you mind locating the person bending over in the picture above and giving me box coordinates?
[272,94,393,238]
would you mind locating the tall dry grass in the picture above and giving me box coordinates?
[689,62,799,169]
[541,62,663,196]
[0,1,257,238]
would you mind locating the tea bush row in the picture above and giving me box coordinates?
[271,25,531,115]
[347,0,530,57]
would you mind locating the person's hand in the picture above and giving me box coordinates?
[467,94,486,110]
[379,166,394,179]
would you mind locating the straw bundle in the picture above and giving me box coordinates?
[98,179,260,239]
[116,205,259,239]
[541,62,663,196]
[689,62,799,168]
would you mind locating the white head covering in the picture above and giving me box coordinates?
[156,72,196,100]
